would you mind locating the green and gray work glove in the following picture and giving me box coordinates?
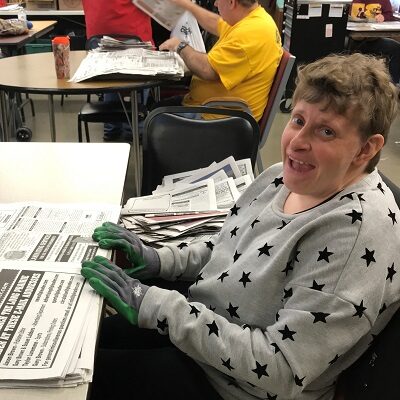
[81,255,148,325]
[92,222,160,279]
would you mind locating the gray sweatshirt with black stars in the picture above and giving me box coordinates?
[138,163,400,400]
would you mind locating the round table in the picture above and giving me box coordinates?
[0,50,163,194]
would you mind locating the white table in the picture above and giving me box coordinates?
[0,142,130,400]
[347,20,400,39]
[0,142,130,204]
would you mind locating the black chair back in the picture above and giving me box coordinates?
[141,106,260,195]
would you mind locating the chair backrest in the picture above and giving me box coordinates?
[141,106,260,195]
[257,49,296,172]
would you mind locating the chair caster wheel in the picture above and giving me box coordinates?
[16,126,32,142]
[280,98,292,113]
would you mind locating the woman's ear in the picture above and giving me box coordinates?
[353,134,385,166]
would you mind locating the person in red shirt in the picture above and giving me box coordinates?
[350,0,400,84]
[82,0,153,141]
[82,0,153,43]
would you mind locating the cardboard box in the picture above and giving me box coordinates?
[57,0,82,10]
[26,0,57,10]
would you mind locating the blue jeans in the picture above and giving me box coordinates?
[104,90,150,139]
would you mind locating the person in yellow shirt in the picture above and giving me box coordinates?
[159,0,282,121]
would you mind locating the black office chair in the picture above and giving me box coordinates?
[333,172,400,400]
[77,34,147,142]
[141,106,260,195]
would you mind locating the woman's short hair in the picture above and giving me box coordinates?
[293,53,399,172]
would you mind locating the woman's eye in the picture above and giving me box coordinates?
[319,128,335,138]
[291,117,304,126]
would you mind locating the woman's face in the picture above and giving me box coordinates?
[281,100,366,201]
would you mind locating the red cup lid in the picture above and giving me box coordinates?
[52,36,70,45]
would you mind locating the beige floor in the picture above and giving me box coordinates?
[18,93,400,200]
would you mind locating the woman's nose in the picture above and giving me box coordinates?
[289,128,311,151]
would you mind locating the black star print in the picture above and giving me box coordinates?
[217,271,229,282]
[379,303,387,315]
[189,305,200,318]
[157,318,168,331]
[310,280,325,291]
[295,375,305,386]
[177,242,188,249]
[277,220,289,230]
[361,248,376,267]
[271,343,280,354]
[388,209,397,225]
[310,311,330,323]
[353,300,367,318]
[387,263,397,282]
[221,358,235,371]
[275,312,280,321]
[279,324,296,341]
[317,247,334,263]
[272,177,284,187]
[346,209,363,224]
[251,361,269,379]
[226,377,240,388]
[267,394,278,400]
[283,287,293,299]
[230,204,240,216]
[195,272,204,285]
[226,302,240,318]
[251,218,260,229]
[329,354,339,365]
[249,198,257,206]
[258,242,273,257]
[357,193,365,202]
[377,182,385,194]
[206,320,219,336]
[340,192,354,201]
[230,226,239,237]
[233,250,242,263]
[239,271,252,287]
[205,241,214,250]
[282,261,293,276]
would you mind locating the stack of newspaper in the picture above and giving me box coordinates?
[97,36,154,51]
[70,48,185,83]
[121,156,254,246]
[0,203,121,388]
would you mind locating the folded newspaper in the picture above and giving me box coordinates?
[133,0,186,31]
[132,0,205,52]
[121,156,254,246]
[0,203,120,388]
[69,48,185,83]
[97,36,154,51]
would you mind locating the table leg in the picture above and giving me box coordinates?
[130,90,141,196]
[48,94,56,142]
[0,90,8,141]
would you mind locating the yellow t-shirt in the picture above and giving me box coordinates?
[182,6,283,121]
